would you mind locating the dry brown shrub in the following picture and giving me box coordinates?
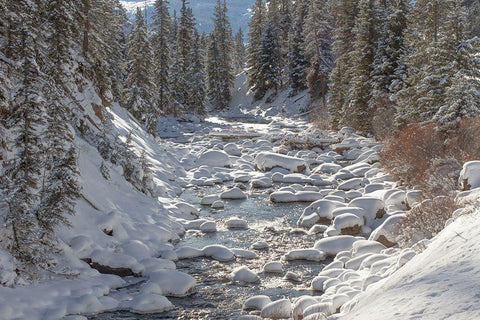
[310,103,332,130]
[398,195,460,247]
[379,122,444,188]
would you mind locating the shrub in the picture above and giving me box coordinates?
[398,196,460,247]
[379,121,444,188]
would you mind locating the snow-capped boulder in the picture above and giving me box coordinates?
[351,240,387,257]
[200,221,217,233]
[251,241,269,250]
[200,194,219,205]
[292,296,318,320]
[244,295,272,311]
[338,178,365,191]
[226,217,248,229]
[202,245,235,261]
[261,299,292,319]
[224,143,242,156]
[369,214,404,247]
[313,163,342,174]
[349,197,385,225]
[175,246,205,260]
[270,191,298,203]
[283,249,326,262]
[314,235,361,256]
[232,248,258,259]
[148,270,196,297]
[129,294,173,314]
[251,177,273,188]
[255,152,306,173]
[230,266,259,283]
[333,213,364,235]
[298,200,346,228]
[196,150,231,168]
[263,261,283,273]
[459,161,480,190]
[211,200,225,209]
[220,187,247,200]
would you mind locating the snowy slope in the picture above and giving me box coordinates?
[120,0,255,34]
[336,210,480,320]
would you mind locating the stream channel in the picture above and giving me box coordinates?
[90,118,331,319]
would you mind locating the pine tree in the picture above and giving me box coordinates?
[206,0,234,109]
[288,0,309,96]
[342,0,378,131]
[329,0,359,128]
[304,0,334,105]
[125,8,157,134]
[252,19,282,100]
[247,0,266,90]
[433,3,480,127]
[395,0,459,126]
[186,30,206,115]
[151,0,172,114]
[233,28,246,73]
[3,0,46,264]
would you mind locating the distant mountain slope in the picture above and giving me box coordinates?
[120,0,255,34]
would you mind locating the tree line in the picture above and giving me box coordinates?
[246,0,480,134]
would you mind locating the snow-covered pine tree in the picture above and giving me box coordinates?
[186,29,206,115]
[125,8,157,134]
[328,0,359,128]
[252,19,282,100]
[368,0,409,137]
[233,28,246,74]
[206,0,234,109]
[247,0,266,90]
[466,0,480,38]
[151,0,172,114]
[287,0,309,96]
[304,0,334,105]
[433,2,480,128]
[3,0,46,265]
[342,0,378,131]
[395,0,459,127]
[36,0,81,237]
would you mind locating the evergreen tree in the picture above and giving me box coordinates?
[329,0,359,128]
[395,0,458,126]
[233,28,246,74]
[125,8,157,134]
[288,0,309,96]
[206,0,234,109]
[151,0,172,114]
[304,0,334,105]
[252,20,282,100]
[342,0,378,131]
[186,30,206,115]
[247,0,266,89]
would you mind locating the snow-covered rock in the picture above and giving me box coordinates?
[196,150,231,168]
[284,249,326,262]
[244,295,272,311]
[298,200,347,228]
[251,241,269,250]
[369,214,404,247]
[230,266,259,283]
[211,200,225,209]
[148,270,196,297]
[261,299,292,319]
[200,221,217,233]
[226,217,249,229]
[220,187,247,200]
[200,194,220,205]
[232,248,258,259]
[175,246,205,259]
[314,236,361,256]
[333,213,364,235]
[263,261,283,273]
[459,161,480,190]
[129,294,173,314]
[255,152,306,173]
[202,245,235,261]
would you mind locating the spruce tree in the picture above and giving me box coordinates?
[206,0,234,109]
[151,0,172,114]
[342,0,378,131]
[247,0,265,90]
[233,28,246,74]
[288,0,309,96]
[125,8,157,134]
[304,0,334,105]
[186,30,206,115]
[329,0,359,128]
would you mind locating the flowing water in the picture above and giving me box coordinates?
[90,118,327,319]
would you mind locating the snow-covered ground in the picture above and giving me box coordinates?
[1,76,480,320]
